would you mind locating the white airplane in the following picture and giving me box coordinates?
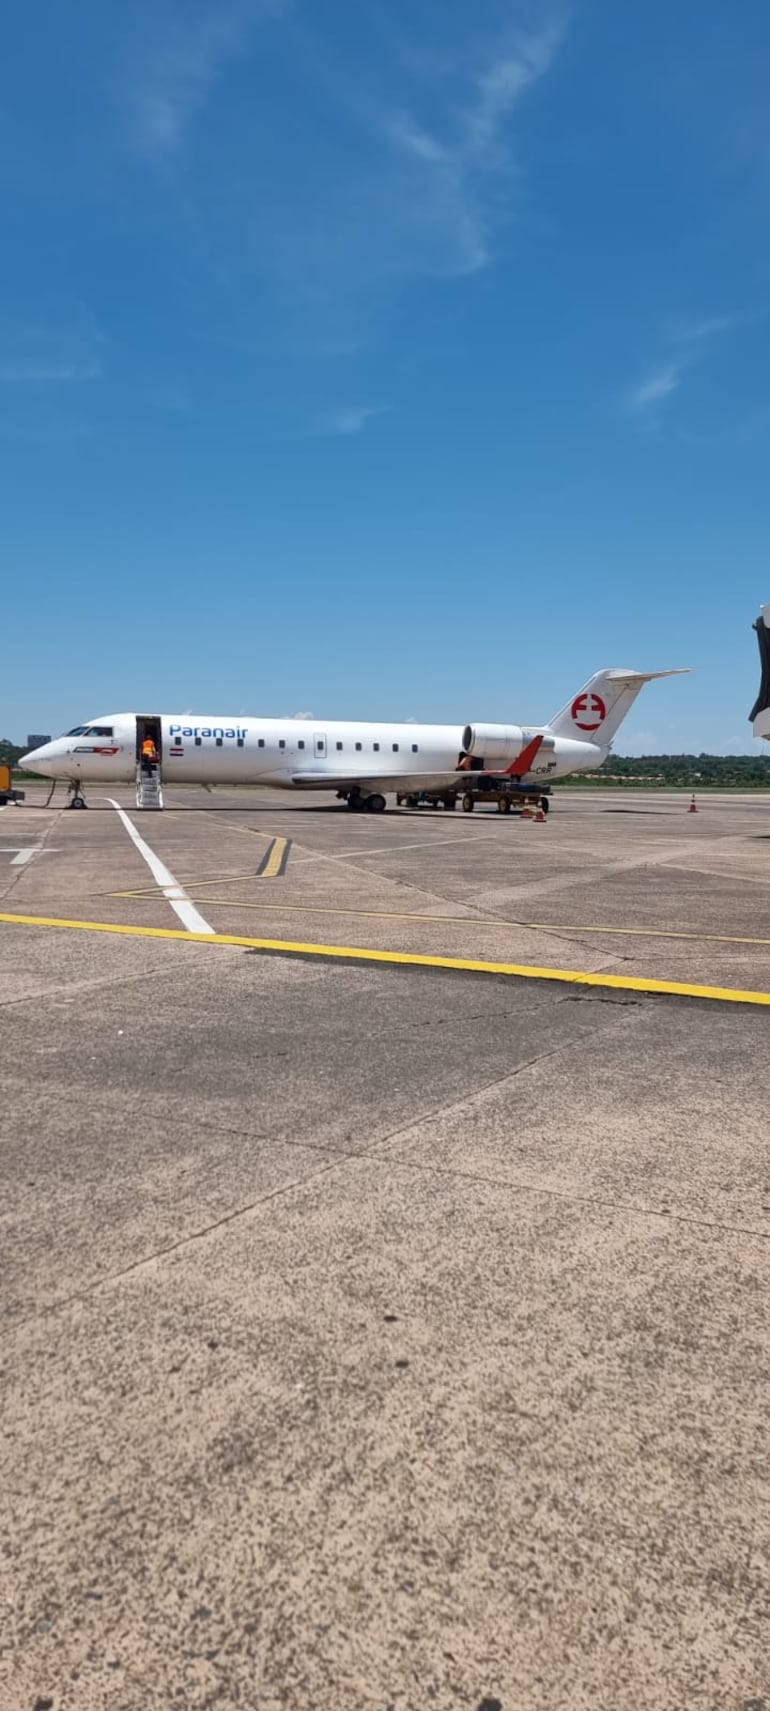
[21,667,683,811]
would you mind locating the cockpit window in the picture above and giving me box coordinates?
[64,726,87,736]
[84,725,114,737]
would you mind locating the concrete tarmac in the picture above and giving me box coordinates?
[1,785,769,1711]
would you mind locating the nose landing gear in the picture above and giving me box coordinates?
[66,780,88,809]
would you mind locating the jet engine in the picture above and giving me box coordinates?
[461,723,525,766]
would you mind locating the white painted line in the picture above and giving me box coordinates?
[108,800,214,934]
[1,845,56,865]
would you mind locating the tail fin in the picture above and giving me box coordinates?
[548,669,688,746]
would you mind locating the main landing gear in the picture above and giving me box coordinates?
[344,787,387,814]
[66,780,88,810]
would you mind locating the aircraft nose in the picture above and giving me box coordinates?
[20,743,54,774]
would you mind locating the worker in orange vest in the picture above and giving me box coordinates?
[141,735,158,772]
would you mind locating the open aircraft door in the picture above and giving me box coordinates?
[135,714,164,810]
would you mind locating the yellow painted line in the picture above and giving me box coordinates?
[257,836,290,879]
[1,909,770,1006]
[112,845,292,897]
[528,921,770,947]
[111,870,275,897]
[103,891,770,951]
[200,903,770,950]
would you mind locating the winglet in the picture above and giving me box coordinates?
[603,669,692,682]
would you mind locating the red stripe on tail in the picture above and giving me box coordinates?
[504,735,543,777]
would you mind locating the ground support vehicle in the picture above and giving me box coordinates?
[459,776,551,816]
[0,762,24,805]
[397,779,551,816]
[396,789,459,811]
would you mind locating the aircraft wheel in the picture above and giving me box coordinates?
[540,796,550,815]
[497,796,511,814]
[462,794,475,813]
[368,793,387,814]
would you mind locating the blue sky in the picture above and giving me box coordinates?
[3,0,770,751]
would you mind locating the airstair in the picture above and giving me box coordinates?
[136,762,163,810]
[135,715,164,809]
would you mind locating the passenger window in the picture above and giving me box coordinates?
[216,737,223,747]
[279,739,285,750]
[298,740,305,750]
[195,737,202,747]
[355,742,362,751]
[336,741,343,751]
[412,743,418,752]
[258,738,265,748]
[373,742,380,752]
[392,743,399,752]
[237,737,244,747]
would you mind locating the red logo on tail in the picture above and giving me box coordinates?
[571,693,606,732]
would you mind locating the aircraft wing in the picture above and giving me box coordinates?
[289,769,469,793]
[289,734,553,793]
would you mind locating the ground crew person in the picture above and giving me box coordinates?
[141,736,158,771]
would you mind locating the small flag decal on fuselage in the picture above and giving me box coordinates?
[170,746,184,756]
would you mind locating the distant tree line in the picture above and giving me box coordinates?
[0,739,25,769]
[553,753,770,788]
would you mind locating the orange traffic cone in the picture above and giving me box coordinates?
[688,794,697,813]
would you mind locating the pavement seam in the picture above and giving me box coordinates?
[9,1125,770,1334]
[7,1148,353,1328]
[344,1151,770,1245]
[0,961,186,1010]
[4,1018,626,1326]
[0,806,65,903]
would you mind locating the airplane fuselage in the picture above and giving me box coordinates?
[22,711,605,792]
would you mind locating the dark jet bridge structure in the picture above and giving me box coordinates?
[750,605,770,741]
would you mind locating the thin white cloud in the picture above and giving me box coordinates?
[0,361,101,383]
[627,364,682,414]
[130,2,287,155]
[465,23,564,154]
[319,404,390,436]
[381,19,566,277]
[677,313,735,343]
[0,305,105,386]
[387,115,449,166]
[627,313,735,419]
[120,6,566,345]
